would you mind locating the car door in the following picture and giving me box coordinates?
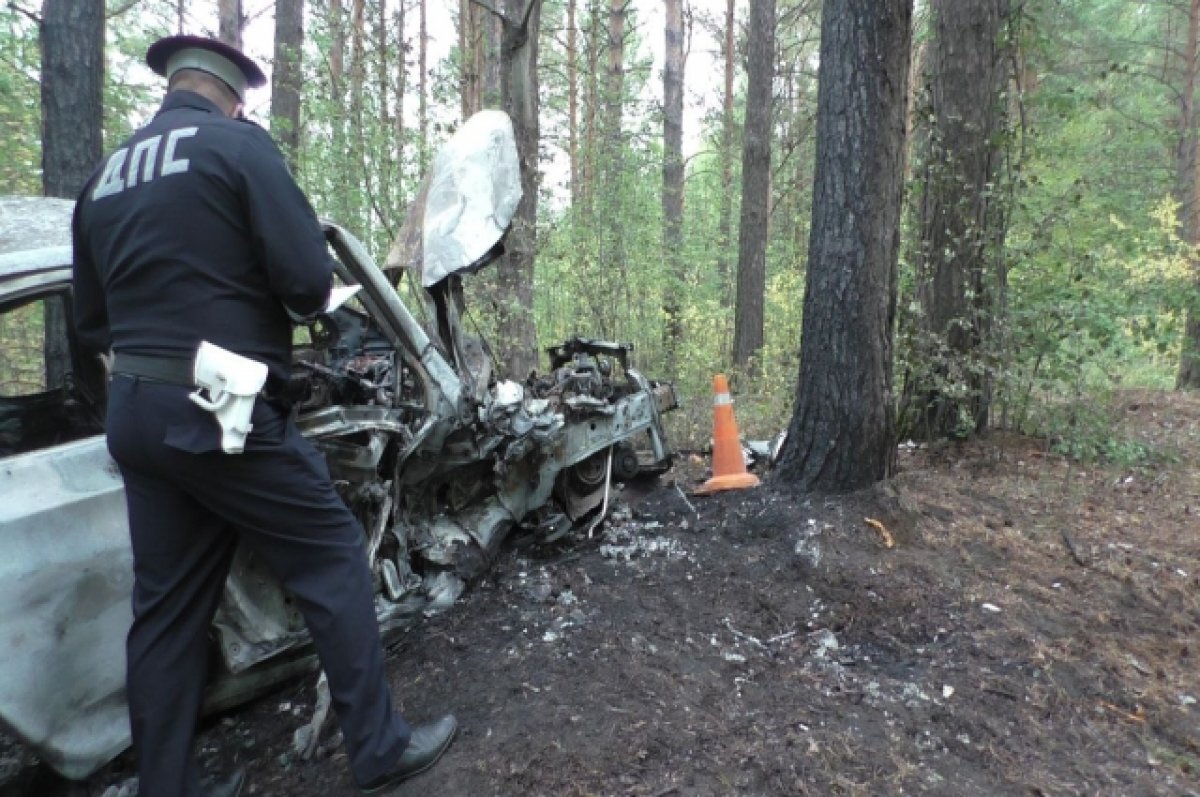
[0,248,135,779]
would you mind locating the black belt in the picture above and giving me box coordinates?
[112,351,293,405]
[112,352,195,386]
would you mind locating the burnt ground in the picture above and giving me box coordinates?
[4,389,1200,796]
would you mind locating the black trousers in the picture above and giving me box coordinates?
[105,374,411,796]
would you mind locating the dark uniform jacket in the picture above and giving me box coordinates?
[72,90,333,383]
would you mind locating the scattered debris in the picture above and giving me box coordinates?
[980,603,1002,613]
[674,483,699,518]
[99,778,138,797]
[809,629,839,659]
[291,672,332,760]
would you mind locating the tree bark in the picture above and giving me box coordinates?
[40,0,103,200]
[460,1,482,116]
[483,9,503,107]
[731,0,775,370]
[330,0,345,94]
[662,0,686,365]
[567,0,580,207]
[903,0,1012,435]
[602,0,627,276]
[582,0,601,218]
[716,0,736,287]
[419,0,429,168]
[1177,0,1200,388]
[41,0,103,390]
[773,0,913,493]
[466,0,541,379]
[218,0,244,48]
[395,1,407,178]
[271,0,304,173]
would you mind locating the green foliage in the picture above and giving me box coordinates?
[0,9,43,196]
[0,297,47,396]
[891,0,1200,464]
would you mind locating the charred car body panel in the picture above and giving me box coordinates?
[0,113,677,779]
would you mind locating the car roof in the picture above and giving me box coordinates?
[1,196,74,254]
[0,196,74,298]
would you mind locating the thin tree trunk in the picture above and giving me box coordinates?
[773,0,913,493]
[461,0,483,116]
[567,0,580,207]
[396,1,407,181]
[582,1,601,218]
[176,0,185,33]
[663,0,686,366]
[1177,0,1200,388]
[375,0,392,214]
[419,0,428,168]
[351,0,366,209]
[731,0,775,370]
[716,0,736,287]
[603,0,627,276]
[330,0,345,95]
[271,0,304,173]
[218,0,243,48]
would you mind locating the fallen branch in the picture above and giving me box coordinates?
[1060,529,1088,567]
[864,517,894,548]
[1098,701,1146,724]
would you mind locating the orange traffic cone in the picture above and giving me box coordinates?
[695,374,760,495]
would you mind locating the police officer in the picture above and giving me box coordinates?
[71,35,457,797]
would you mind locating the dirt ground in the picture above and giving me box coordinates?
[4,389,1200,796]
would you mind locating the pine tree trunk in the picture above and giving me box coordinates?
[349,0,367,231]
[218,0,244,48]
[1177,0,1200,388]
[567,0,580,208]
[716,0,736,288]
[731,0,775,370]
[271,0,304,173]
[330,0,345,94]
[904,0,1011,435]
[419,0,429,168]
[483,11,503,107]
[41,0,103,200]
[395,1,407,178]
[662,0,686,367]
[41,0,103,390]
[582,1,601,219]
[773,0,913,493]
[603,0,627,277]
[494,0,542,379]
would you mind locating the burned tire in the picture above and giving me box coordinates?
[612,443,640,482]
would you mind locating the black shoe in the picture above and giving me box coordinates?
[359,715,458,794]
[206,768,246,797]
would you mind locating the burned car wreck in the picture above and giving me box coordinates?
[0,111,677,779]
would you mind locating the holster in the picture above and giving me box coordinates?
[188,341,269,454]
